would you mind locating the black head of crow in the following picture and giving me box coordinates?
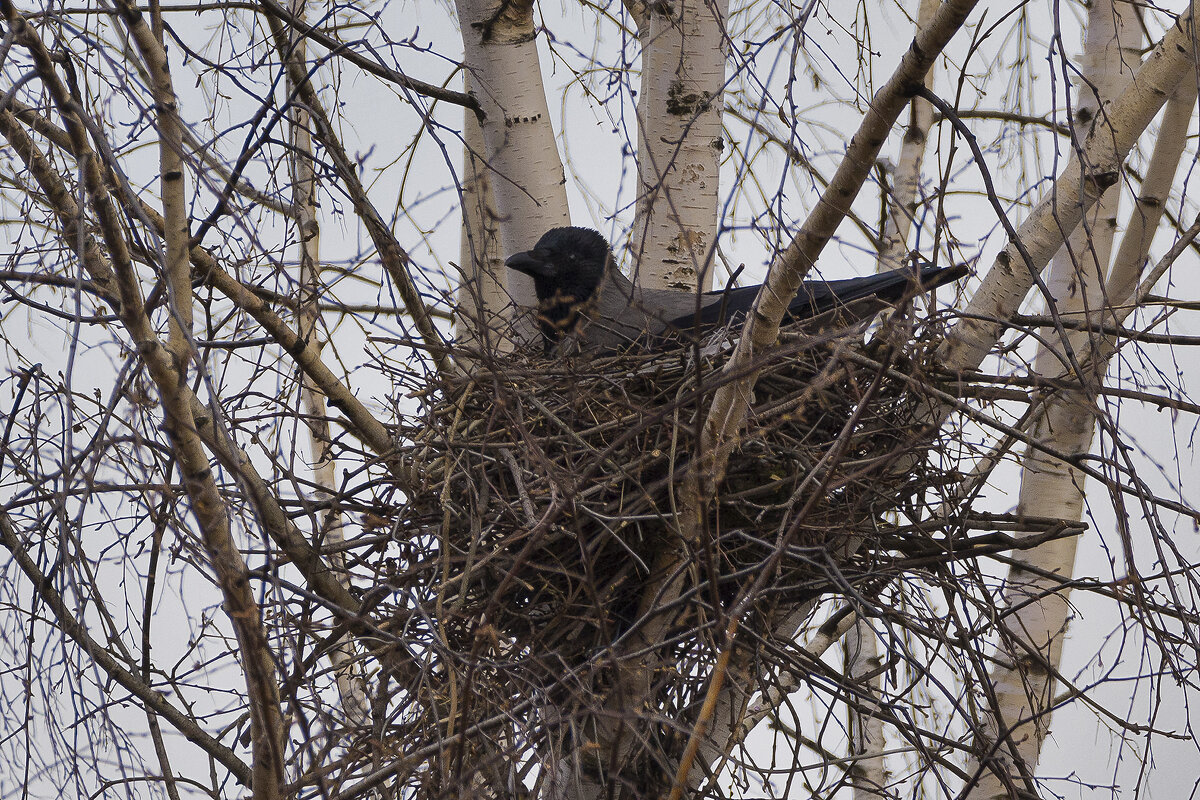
[506,227,968,354]
[503,227,615,348]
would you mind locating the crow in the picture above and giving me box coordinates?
[505,227,967,354]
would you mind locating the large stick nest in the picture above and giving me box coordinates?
[378,320,956,663]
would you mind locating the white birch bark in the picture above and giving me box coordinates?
[876,0,940,273]
[846,3,945,793]
[630,0,729,291]
[128,3,192,370]
[1106,77,1198,306]
[963,9,1197,795]
[455,0,570,345]
[845,618,892,799]
[702,600,855,786]
[1037,0,1134,364]
[124,8,198,793]
[936,2,1199,374]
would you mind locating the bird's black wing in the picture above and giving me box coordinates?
[666,264,967,334]
[787,264,968,319]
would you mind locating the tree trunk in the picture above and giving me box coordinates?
[630,0,729,291]
[455,0,571,346]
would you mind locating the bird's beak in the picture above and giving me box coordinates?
[505,248,556,278]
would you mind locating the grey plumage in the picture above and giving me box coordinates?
[505,227,967,354]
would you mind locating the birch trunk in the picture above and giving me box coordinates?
[1106,78,1198,307]
[963,7,1197,795]
[455,0,570,346]
[845,619,892,799]
[847,2,945,793]
[936,2,1199,374]
[875,0,940,273]
[630,0,729,291]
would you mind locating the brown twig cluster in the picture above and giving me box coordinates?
[371,318,962,713]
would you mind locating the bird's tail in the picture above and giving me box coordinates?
[789,262,969,320]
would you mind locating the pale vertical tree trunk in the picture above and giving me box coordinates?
[875,0,940,274]
[969,63,1200,800]
[455,0,570,345]
[138,3,192,369]
[1106,77,1198,305]
[138,9,194,797]
[937,1,1197,375]
[453,2,580,792]
[1038,0,1134,350]
[845,622,892,799]
[964,4,1173,796]
[630,0,729,291]
[848,3,944,793]
[284,0,371,728]
[456,82,506,354]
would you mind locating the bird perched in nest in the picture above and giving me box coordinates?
[506,227,968,354]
